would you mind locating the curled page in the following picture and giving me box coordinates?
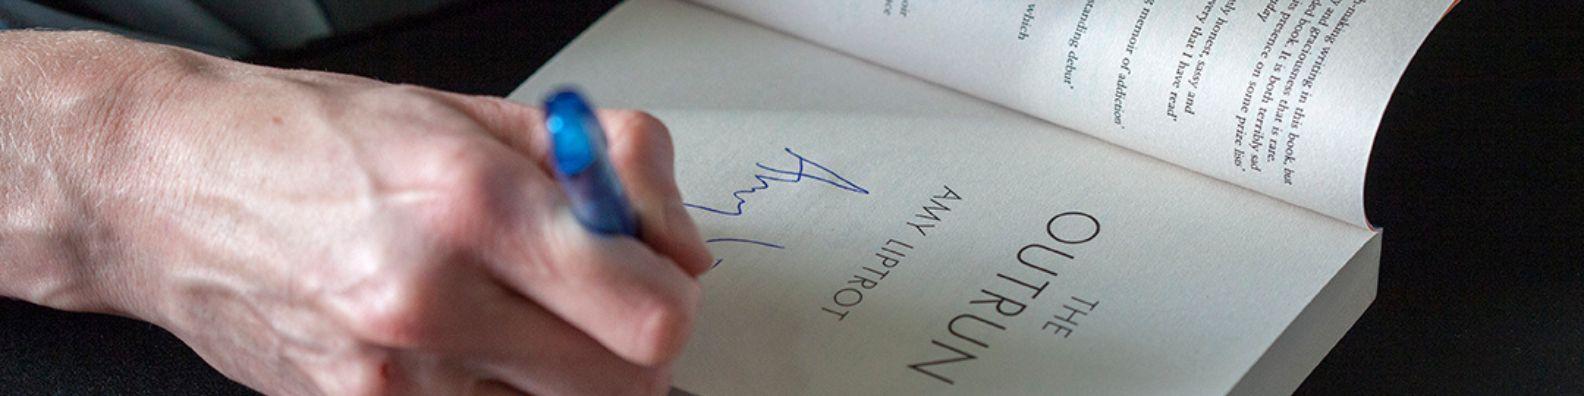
[689,0,1455,227]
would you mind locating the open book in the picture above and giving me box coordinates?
[509,0,1451,393]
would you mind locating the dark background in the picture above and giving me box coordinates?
[3,0,1580,394]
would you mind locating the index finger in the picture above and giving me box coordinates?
[600,110,713,276]
[438,93,711,276]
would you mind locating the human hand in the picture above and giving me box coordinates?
[0,32,711,395]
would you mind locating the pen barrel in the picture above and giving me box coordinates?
[559,160,640,237]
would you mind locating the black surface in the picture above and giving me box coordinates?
[3,0,1581,394]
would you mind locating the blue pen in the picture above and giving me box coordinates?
[543,88,640,236]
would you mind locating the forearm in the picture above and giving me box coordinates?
[0,30,186,313]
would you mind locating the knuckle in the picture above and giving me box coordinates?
[356,307,432,348]
[619,110,667,131]
[346,277,444,347]
[417,137,499,191]
[614,110,673,143]
[632,280,699,363]
[605,111,676,172]
[409,138,503,239]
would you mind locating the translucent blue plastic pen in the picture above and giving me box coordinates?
[543,88,640,236]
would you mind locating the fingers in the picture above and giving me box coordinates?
[415,143,699,368]
[322,255,671,395]
[463,292,674,395]
[599,110,714,277]
[489,211,702,366]
[443,94,711,277]
[429,92,709,365]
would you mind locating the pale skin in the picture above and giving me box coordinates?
[0,31,713,395]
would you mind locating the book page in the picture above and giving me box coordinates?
[688,0,1455,227]
[511,0,1380,393]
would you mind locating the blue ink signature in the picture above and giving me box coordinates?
[705,238,786,250]
[683,148,869,217]
[705,238,786,269]
[689,148,867,269]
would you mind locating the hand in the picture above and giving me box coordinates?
[0,32,711,395]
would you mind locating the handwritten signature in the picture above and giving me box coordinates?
[684,148,869,217]
[688,148,868,268]
[704,238,785,269]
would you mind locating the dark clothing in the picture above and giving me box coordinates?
[0,0,459,57]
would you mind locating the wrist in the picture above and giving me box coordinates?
[0,31,209,316]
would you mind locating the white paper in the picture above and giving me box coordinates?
[687,0,1453,227]
[511,0,1381,393]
